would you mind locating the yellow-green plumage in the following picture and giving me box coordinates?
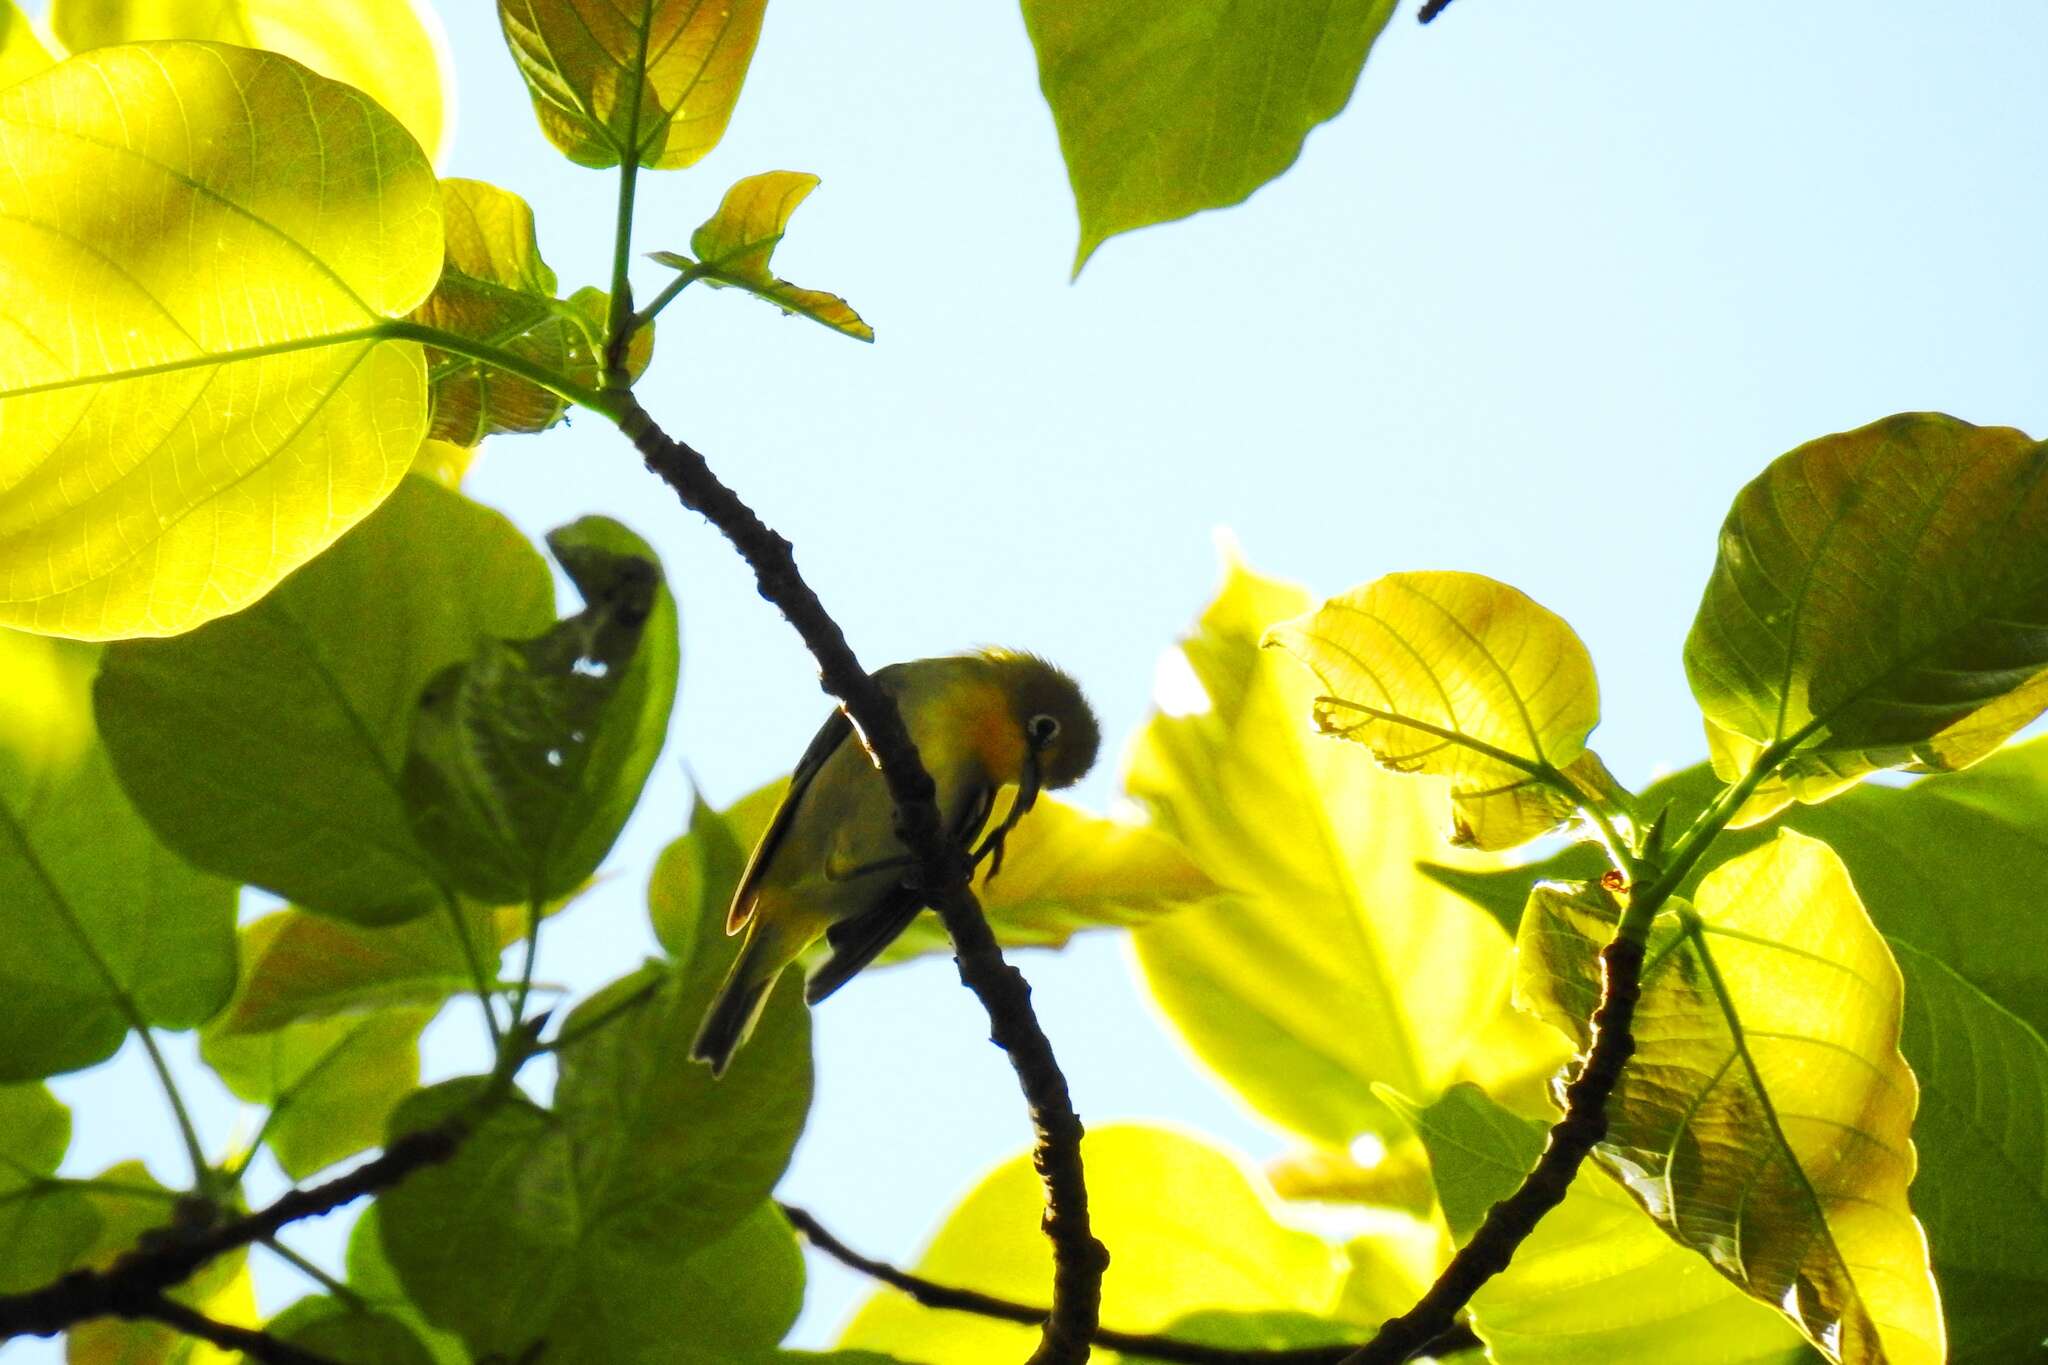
[690,650,1099,1075]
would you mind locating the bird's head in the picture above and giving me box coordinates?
[981,649,1101,792]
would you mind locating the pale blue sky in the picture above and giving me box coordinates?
[20,1,2048,1357]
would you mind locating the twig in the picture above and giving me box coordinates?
[1417,0,1456,22]
[1336,933,1647,1363]
[781,1204,1480,1363]
[133,1294,340,1365]
[612,391,1108,1364]
[0,1082,497,1342]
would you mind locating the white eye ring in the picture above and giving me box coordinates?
[1028,714,1060,745]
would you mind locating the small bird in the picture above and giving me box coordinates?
[690,649,1100,1075]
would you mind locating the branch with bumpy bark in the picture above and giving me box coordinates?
[0,1020,546,1348]
[0,1122,464,1343]
[1337,934,1647,1364]
[614,393,1108,1365]
[780,1204,1481,1364]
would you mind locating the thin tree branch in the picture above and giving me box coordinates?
[1336,931,1646,1363]
[132,1294,340,1365]
[0,1122,462,1342]
[1417,0,1456,23]
[1338,742,1797,1363]
[0,1016,548,1346]
[780,1204,1481,1364]
[610,390,1107,1364]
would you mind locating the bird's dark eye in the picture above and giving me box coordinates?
[1028,713,1060,745]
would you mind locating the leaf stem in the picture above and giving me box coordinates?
[258,1235,369,1313]
[1311,697,1554,781]
[512,896,543,1027]
[134,1028,213,1197]
[602,12,653,387]
[11,1176,178,1206]
[538,972,664,1054]
[441,892,502,1052]
[632,264,705,333]
[375,321,620,417]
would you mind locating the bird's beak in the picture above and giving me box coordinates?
[1017,739,1045,817]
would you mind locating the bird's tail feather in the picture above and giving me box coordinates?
[690,930,779,1077]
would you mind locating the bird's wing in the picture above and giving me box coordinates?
[726,705,854,933]
[803,781,995,1006]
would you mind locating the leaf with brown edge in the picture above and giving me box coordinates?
[497,0,768,169]
[1264,570,1603,850]
[216,900,545,1036]
[412,179,650,446]
[1685,412,2048,826]
[651,171,873,342]
[1515,833,1944,1364]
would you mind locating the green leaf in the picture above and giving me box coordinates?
[1125,558,1564,1145]
[1428,741,2048,1040]
[1390,1084,1816,1364]
[0,42,441,639]
[262,1297,436,1365]
[48,0,450,160]
[1891,941,2048,1363]
[647,790,758,962]
[402,516,678,905]
[95,476,556,925]
[412,180,650,446]
[1264,570,1603,851]
[344,1207,470,1365]
[0,631,236,1080]
[212,902,525,1036]
[1515,835,1944,1365]
[651,171,873,341]
[497,0,767,169]
[1019,0,1395,273]
[1685,412,2048,825]
[0,1084,97,1293]
[0,1,52,87]
[202,997,431,1181]
[380,962,809,1362]
[840,1125,1358,1362]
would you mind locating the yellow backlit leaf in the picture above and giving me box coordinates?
[0,2,52,87]
[1128,558,1559,1145]
[1265,571,1602,850]
[48,0,450,161]
[1515,834,1944,1364]
[411,179,647,446]
[651,171,873,341]
[839,1126,1354,1362]
[0,43,441,639]
[498,0,767,169]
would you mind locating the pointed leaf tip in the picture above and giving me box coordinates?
[659,171,873,342]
